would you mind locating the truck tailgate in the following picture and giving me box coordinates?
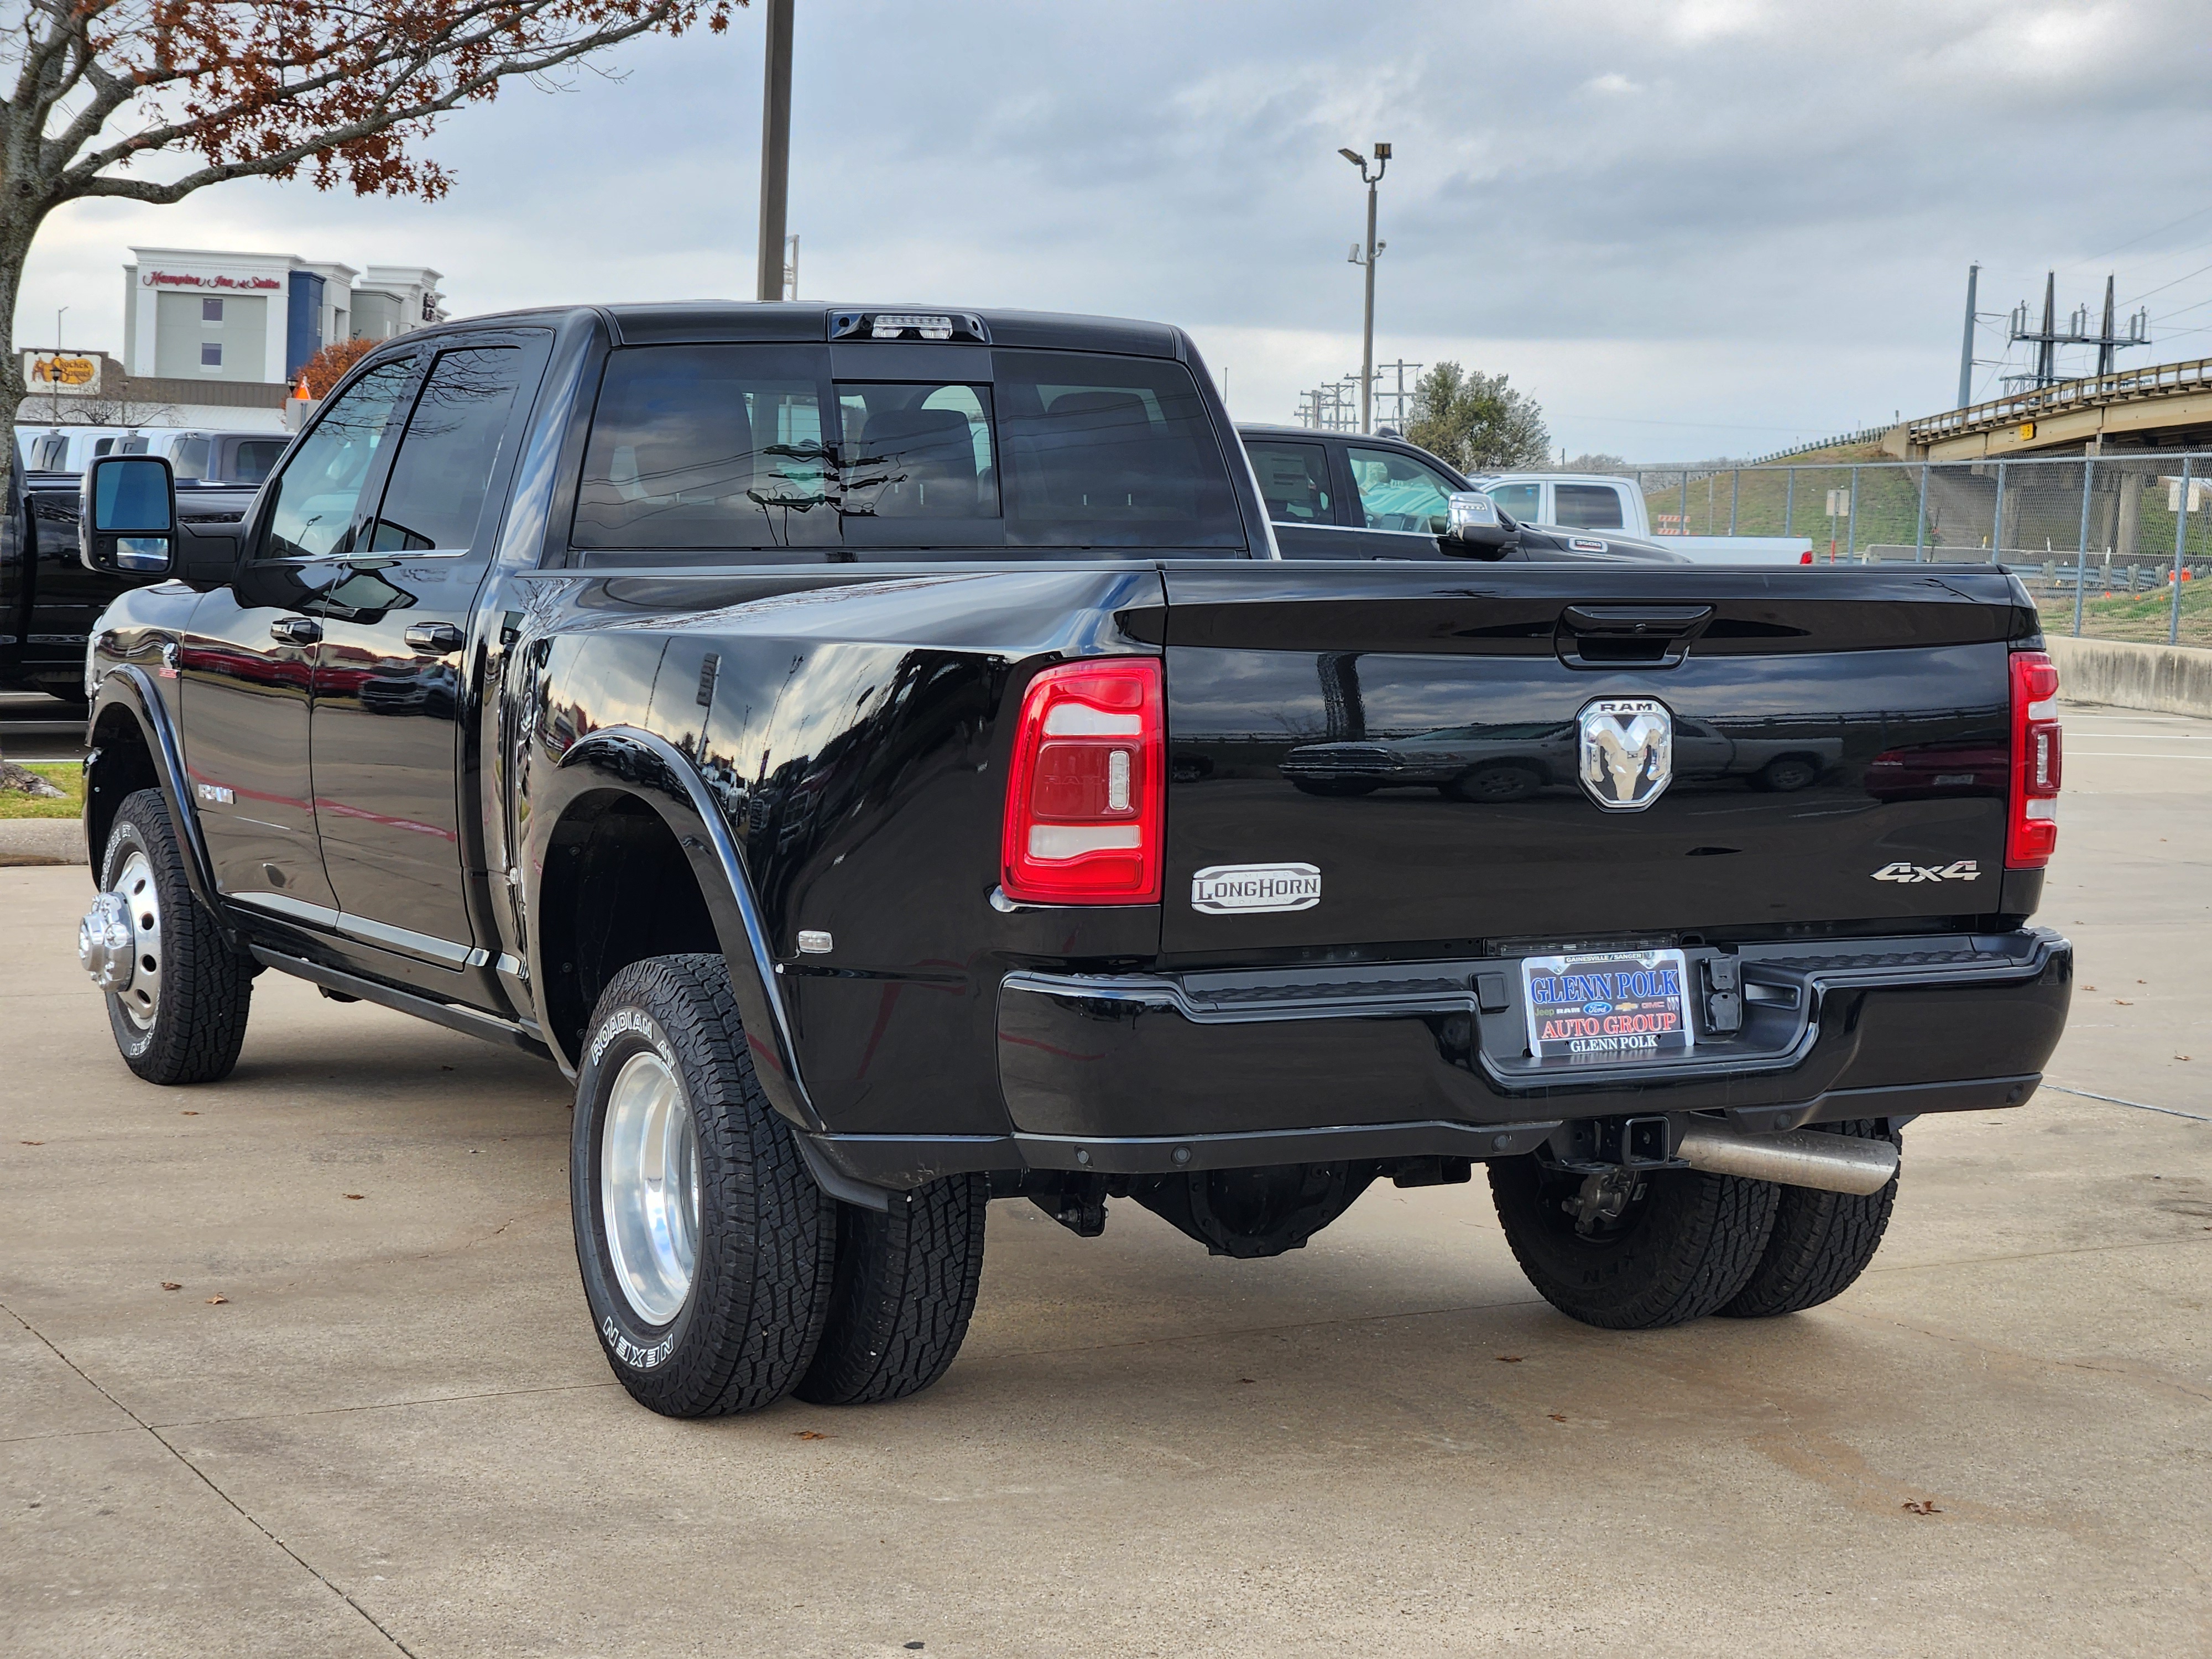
[1159,564,2036,956]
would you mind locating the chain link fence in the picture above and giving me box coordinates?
[1631,453,2212,647]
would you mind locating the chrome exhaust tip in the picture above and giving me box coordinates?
[1676,1120,1897,1196]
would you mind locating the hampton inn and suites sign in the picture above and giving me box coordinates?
[140,268,283,291]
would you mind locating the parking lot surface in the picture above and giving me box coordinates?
[3,701,2208,1657]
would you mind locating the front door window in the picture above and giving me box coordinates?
[1347,446,1460,534]
[262,359,414,560]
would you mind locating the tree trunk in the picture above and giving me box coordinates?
[0,202,51,504]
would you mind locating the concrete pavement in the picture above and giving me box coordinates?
[2,706,2207,1657]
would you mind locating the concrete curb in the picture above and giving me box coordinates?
[0,819,86,867]
[2044,635,2212,719]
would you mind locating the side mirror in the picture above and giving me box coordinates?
[81,455,176,576]
[1444,491,1514,556]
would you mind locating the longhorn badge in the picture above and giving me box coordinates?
[1578,697,1673,811]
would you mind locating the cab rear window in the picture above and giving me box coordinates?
[569,345,1246,561]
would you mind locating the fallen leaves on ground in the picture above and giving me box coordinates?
[204,1295,228,1305]
[160,1282,181,1291]
[19,1140,41,1146]
[2116,999,2133,1005]
[343,1193,364,1201]
[1901,1500,1942,1516]
[794,1430,827,1440]
[180,1110,198,1116]
[2176,1055,2192,1062]
[1547,1412,1568,1422]
[1495,1355,1524,1363]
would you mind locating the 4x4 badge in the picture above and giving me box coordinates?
[1872,860,1981,883]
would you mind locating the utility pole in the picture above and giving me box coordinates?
[2036,272,2057,387]
[755,0,794,304]
[2096,274,2116,378]
[1956,263,1978,410]
[1339,143,1390,434]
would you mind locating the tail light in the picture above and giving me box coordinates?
[1001,658,1164,904]
[2006,649,2061,868]
[1799,550,1814,564]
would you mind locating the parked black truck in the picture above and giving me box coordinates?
[74,303,2071,1418]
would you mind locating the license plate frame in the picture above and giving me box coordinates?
[1521,947,1695,1065]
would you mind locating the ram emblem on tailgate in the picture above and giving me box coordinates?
[1578,697,1673,812]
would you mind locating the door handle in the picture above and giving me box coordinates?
[403,622,466,654]
[269,617,322,645]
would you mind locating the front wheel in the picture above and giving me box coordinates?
[1489,1156,1778,1329]
[571,954,834,1417]
[84,789,253,1085]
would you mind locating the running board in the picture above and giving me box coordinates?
[249,946,552,1061]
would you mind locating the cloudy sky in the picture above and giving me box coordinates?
[27,0,2212,460]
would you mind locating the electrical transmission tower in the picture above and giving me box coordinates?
[2004,271,2147,393]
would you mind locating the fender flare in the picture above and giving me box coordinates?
[536,725,821,1133]
[85,666,229,931]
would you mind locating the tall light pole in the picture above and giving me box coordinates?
[1340,142,1390,434]
[755,0,794,304]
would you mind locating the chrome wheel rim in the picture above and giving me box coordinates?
[599,1050,701,1326]
[112,849,163,1031]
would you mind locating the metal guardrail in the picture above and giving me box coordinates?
[1908,354,2212,445]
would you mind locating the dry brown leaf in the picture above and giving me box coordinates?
[205,1295,228,1305]
[2175,1055,2192,1062]
[160,1282,181,1291]
[19,1140,42,1146]
[1901,1499,1942,1516]
[343,1193,364,1201]
[2115,999,2133,1005]
[794,1430,827,1440]
[180,1110,199,1116]
[1547,1412,1567,1422]
[1495,1355,1524,1363]
[2083,984,2096,991]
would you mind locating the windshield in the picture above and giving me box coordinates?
[570,344,1246,561]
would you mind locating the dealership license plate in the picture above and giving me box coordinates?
[1521,948,1694,1064]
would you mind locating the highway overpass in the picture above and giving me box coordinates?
[1896,355,2212,461]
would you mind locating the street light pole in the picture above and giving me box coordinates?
[755,0,794,304]
[1340,143,1390,434]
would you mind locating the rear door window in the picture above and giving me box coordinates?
[1245,440,1334,524]
[1554,482,1625,529]
[229,439,286,485]
[569,345,1246,560]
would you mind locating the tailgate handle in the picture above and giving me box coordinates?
[1556,604,1713,670]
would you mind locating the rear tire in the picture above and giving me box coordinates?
[795,1175,988,1406]
[96,789,253,1086]
[571,954,834,1418]
[1489,1156,1777,1329]
[1718,1120,1900,1318]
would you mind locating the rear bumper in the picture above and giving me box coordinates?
[805,928,2069,1187]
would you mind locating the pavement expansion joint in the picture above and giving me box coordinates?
[2040,1082,2212,1123]
[0,1296,420,1656]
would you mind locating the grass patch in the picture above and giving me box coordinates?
[2037,575,2212,648]
[0,760,84,821]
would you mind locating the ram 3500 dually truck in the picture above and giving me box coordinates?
[73,304,2070,1418]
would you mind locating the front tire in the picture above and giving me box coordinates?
[93,789,253,1085]
[796,1175,988,1406]
[1719,1120,1900,1318]
[1489,1156,1778,1329]
[571,954,833,1418]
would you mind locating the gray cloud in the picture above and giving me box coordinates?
[28,0,2212,457]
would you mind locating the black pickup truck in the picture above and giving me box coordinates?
[3,444,256,702]
[73,303,2071,1419]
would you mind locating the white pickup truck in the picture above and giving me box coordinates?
[1477,472,1814,566]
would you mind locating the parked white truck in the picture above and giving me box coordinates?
[1477,473,1814,565]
